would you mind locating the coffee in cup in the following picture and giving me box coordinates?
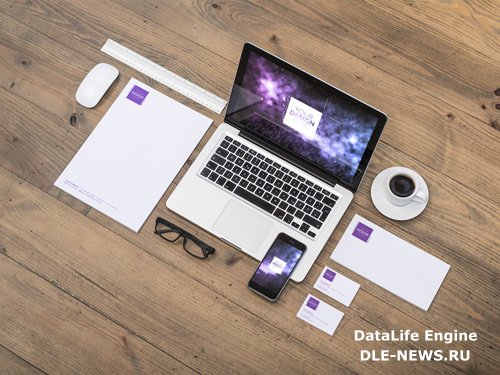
[386,171,427,206]
[389,174,415,198]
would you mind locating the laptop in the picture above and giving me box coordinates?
[167,43,387,282]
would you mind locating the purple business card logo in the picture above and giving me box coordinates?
[352,222,373,242]
[323,269,336,282]
[126,85,149,105]
[306,297,320,310]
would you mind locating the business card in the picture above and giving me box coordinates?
[313,266,360,307]
[296,294,344,336]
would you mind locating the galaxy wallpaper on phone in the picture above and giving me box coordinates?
[230,51,378,182]
[252,238,303,296]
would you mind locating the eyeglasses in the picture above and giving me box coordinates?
[154,217,215,259]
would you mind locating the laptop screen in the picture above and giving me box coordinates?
[225,44,387,192]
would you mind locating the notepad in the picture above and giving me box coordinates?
[331,214,450,311]
[55,78,212,232]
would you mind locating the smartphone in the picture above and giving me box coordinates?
[248,233,306,302]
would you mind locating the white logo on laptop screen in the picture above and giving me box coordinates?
[283,97,323,140]
[268,256,288,274]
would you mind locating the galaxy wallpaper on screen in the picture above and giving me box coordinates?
[252,238,303,295]
[234,51,378,182]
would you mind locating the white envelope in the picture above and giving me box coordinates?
[331,214,450,311]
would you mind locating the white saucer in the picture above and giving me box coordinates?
[370,167,429,221]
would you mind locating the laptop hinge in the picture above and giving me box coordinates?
[238,129,343,189]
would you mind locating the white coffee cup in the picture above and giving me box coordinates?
[386,170,428,206]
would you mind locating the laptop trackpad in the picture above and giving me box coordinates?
[213,200,273,254]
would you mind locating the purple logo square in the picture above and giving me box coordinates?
[126,85,149,105]
[323,269,336,282]
[352,222,373,242]
[306,297,320,310]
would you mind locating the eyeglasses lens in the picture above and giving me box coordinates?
[155,222,182,242]
[183,237,207,258]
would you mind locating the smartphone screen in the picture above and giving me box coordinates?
[248,233,306,301]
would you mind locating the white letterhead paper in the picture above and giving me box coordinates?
[331,214,450,311]
[55,78,212,232]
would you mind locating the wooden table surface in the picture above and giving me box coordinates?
[1,1,498,374]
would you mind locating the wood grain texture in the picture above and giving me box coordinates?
[86,138,500,372]
[0,254,192,374]
[251,0,500,123]
[363,0,500,60]
[0,345,45,375]
[1,0,500,210]
[107,0,499,201]
[0,168,356,375]
[0,8,221,212]
[1,0,230,125]
[0,85,89,213]
[0,0,499,373]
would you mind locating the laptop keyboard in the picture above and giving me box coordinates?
[198,135,339,239]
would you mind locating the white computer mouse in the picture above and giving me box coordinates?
[75,63,119,108]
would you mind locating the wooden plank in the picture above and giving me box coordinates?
[4,11,494,298]
[0,6,222,211]
[4,167,493,374]
[362,0,500,61]
[0,0,496,294]
[249,0,500,124]
[0,345,45,375]
[0,169,491,373]
[1,49,496,371]
[355,144,499,262]
[18,0,495,202]
[0,1,498,372]
[0,8,218,213]
[0,85,90,214]
[0,80,215,213]
[107,0,500,129]
[2,1,499,203]
[87,206,499,375]
[0,47,493,374]
[86,153,499,373]
[0,167,360,374]
[0,0,496,352]
[0,257,193,374]
[1,2,500,258]
[0,11,104,134]
[0,3,227,132]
